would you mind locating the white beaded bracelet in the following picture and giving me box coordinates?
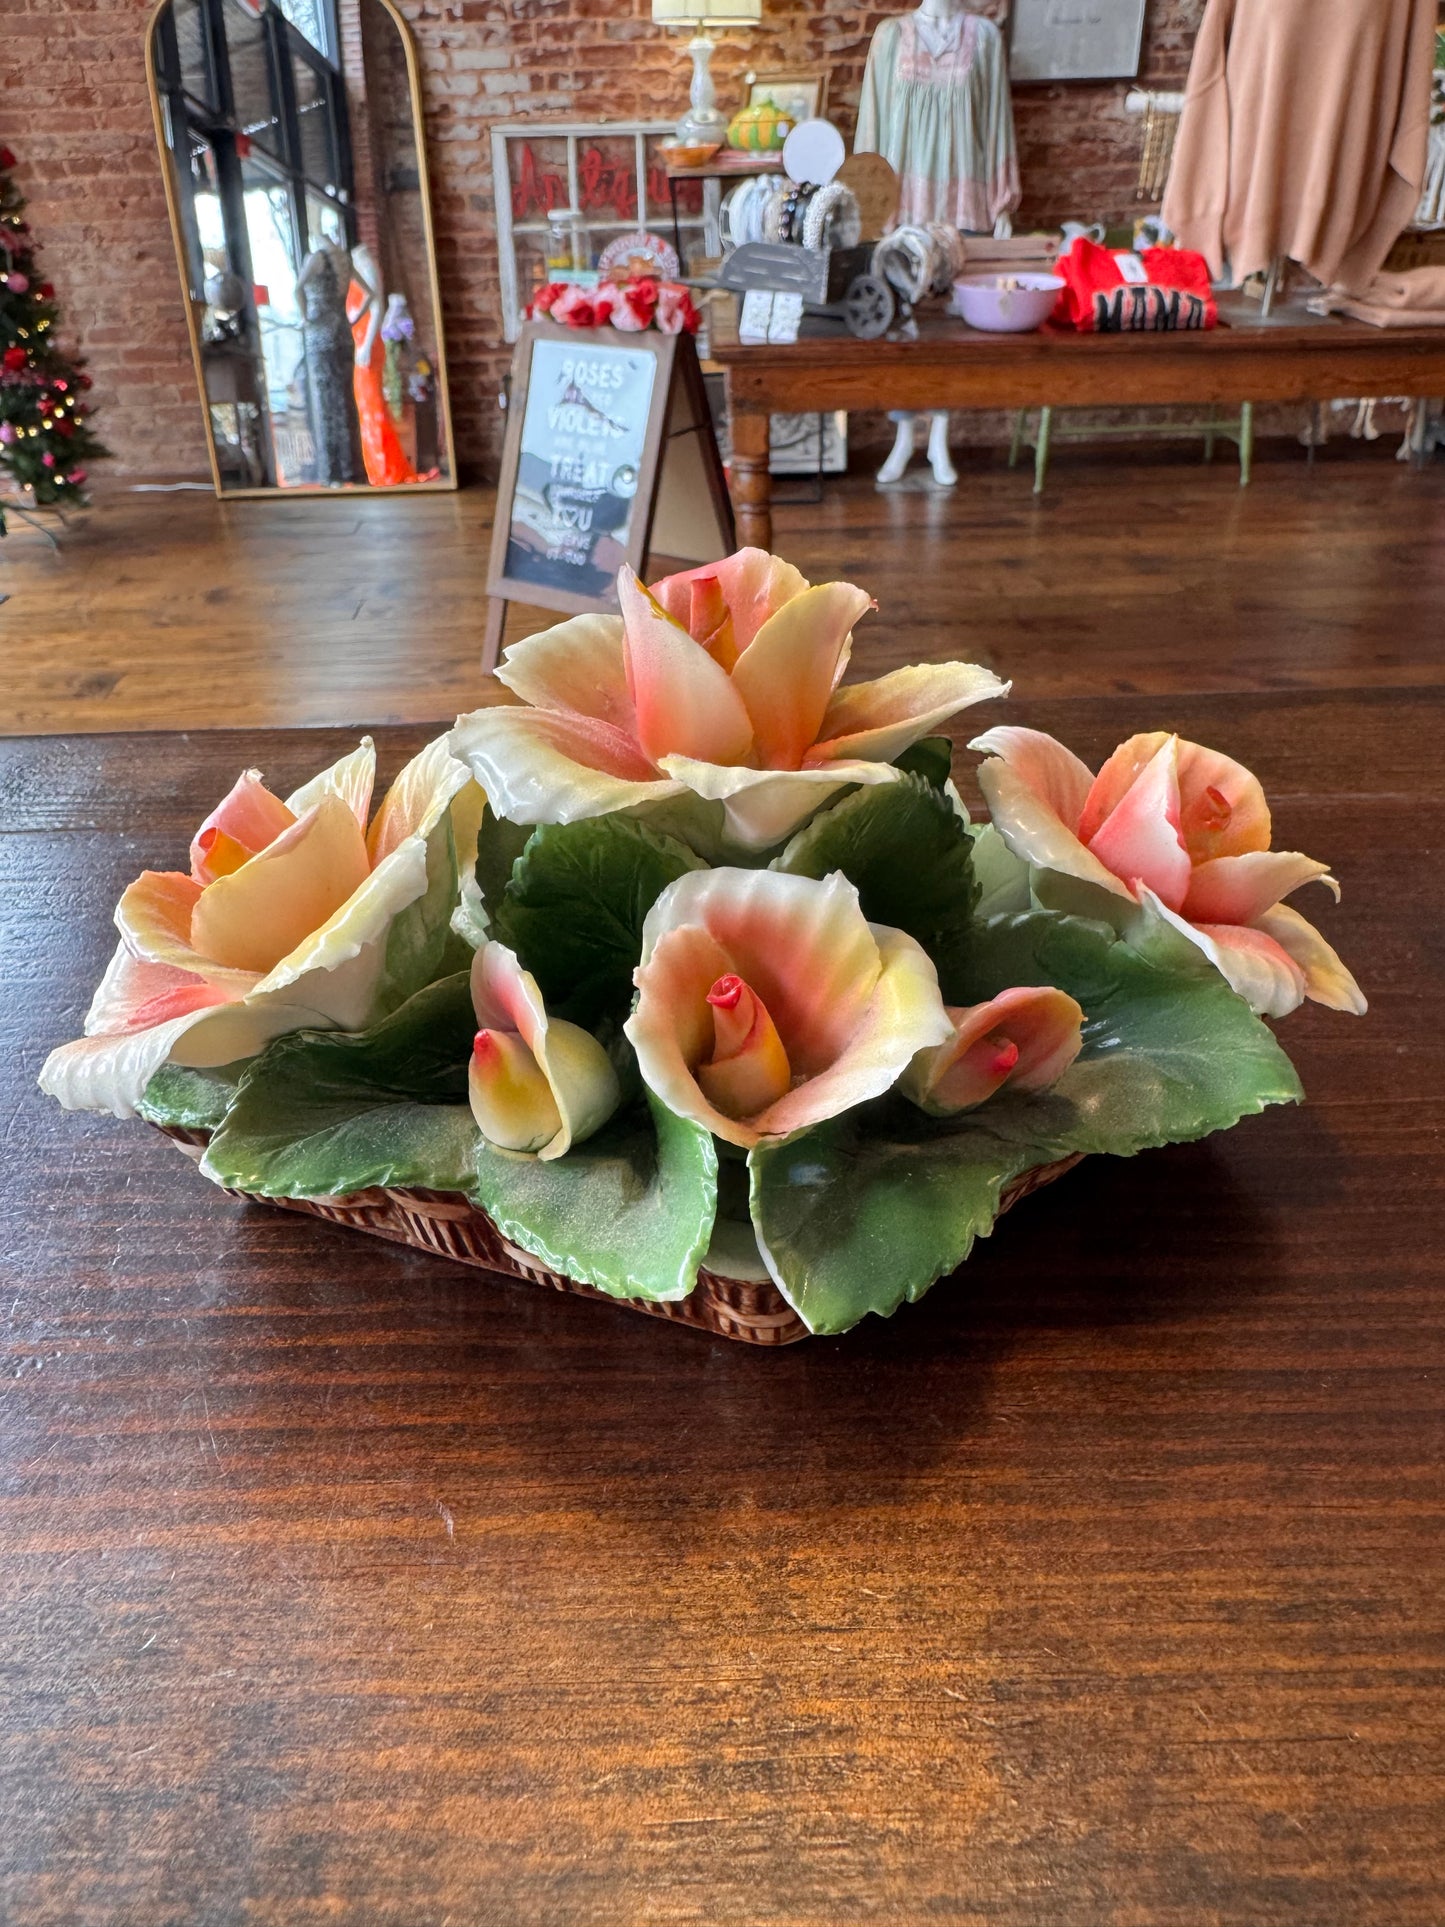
[802,182,861,252]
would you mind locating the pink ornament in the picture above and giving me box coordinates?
[41,451,55,467]
[4,273,28,294]
[0,421,15,444]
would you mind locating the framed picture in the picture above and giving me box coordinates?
[745,73,828,126]
[1007,0,1146,82]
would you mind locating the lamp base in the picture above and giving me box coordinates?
[677,103,728,143]
[676,32,728,146]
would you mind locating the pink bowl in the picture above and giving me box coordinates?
[952,272,1064,333]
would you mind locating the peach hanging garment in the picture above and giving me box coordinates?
[349,281,419,487]
[1163,0,1437,293]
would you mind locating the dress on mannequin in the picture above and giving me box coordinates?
[856,2,1019,231]
[347,243,419,487]
[856,0,1020,486]
[297,241,370,485]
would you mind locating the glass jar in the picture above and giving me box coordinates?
[545,206,593,277]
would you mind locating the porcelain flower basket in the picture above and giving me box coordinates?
[42,550,1364,1342]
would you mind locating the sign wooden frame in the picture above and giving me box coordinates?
[483,320,734,670]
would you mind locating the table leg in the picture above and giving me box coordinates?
[1033,405,1053,496]
[730,408,772,550]
[1239,402,1254,487]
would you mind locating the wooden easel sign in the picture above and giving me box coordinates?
[483,320,735,671]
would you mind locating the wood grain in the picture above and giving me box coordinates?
[3,692,1443,1926]
[711,295,1445,547]
[3,452,1445,735]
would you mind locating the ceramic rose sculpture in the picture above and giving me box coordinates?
[42,549,1364,1337]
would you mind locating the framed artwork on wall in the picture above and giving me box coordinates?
[744,73,829,125]
[1007,0,1147,82]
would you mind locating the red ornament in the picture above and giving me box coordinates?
[3,345,27,372]
[39,282,54,299]
[0,148,15,171]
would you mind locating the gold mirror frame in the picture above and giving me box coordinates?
[144,0,456,499]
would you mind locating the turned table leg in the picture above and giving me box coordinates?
[729,407,772,552]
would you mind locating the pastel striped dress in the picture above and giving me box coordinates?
[854,10,1020,234]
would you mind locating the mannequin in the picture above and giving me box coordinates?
[856,0,1020,486]
[347,242,419,486]
[296,225,375,485]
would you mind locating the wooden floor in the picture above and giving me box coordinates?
[2,445,1443,734]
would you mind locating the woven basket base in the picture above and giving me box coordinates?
[160,1130,1081,1347]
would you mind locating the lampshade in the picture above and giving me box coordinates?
[652,0,761,25]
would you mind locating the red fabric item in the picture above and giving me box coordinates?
[1052,237,1218,331]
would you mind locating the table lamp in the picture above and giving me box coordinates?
[652,0,762,144]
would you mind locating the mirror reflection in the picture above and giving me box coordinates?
[149,0,452,493]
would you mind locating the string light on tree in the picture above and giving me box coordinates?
[0,142,107,535]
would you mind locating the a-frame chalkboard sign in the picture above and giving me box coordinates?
[483,320,736,672]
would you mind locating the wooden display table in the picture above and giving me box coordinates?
[711,294,1445,545]
[6,686,1445,1921]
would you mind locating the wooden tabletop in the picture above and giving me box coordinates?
[710,294,1445,409]
[4,691,1443,1925]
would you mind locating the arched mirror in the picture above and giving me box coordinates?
[147,0,455,495]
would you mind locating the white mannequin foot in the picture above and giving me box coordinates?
[927,411,957,487]
[877,416,917,485]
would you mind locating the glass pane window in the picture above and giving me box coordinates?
[274,0,330,58]
[292,52,338,192]
[225,0,282,152]
[172,0,217,108]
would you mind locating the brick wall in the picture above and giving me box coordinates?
[2,0,1204,481]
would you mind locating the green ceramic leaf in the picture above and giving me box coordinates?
[374,810,465,1015]
[774,773,979,998]
[749,908,1304,1335]
[201,973,480,1198]
[749,1102,1032,1336]
[472,1091,718,1302]
[138,1060,247,1132]
[493,814,704,1026]
[892,734,954,791]
[954,909,1304,1159]
[474,802,535,919]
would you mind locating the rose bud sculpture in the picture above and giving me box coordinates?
[40,737,479,1119]
[902,986,1085,1115]
[468,942,620,1159]
[971,727,1366,1019]
[625,867,953,1149]
[452,548,1006,850]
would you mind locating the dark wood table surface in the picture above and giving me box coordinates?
[3,689,1443,1927]
[712,296,1445,547]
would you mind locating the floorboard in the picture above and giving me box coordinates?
[2,448,1442,735]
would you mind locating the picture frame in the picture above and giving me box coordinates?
[1007,0,1146,83]
[745,73,829,126]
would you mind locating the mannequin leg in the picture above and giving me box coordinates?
[876,413,917,485]
[926,411,957,487]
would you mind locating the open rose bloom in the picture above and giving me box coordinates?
[626,868,954,1150]
[452,547,1006,850]
[972,727,1366,1019]
[40,736,479,1119]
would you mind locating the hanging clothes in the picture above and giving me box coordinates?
[1162,0,1437,292]
[855,10,1019,234]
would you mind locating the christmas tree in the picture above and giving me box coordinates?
[0,142,107,535]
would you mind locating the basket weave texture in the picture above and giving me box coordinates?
[160,1129,1080,1346]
